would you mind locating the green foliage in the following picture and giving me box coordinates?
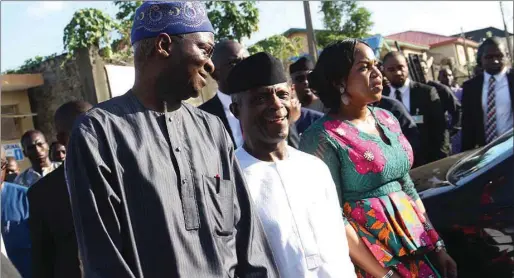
[14,1,260,72]
[315,31,348,49]
[206,1,259,42]
[63,8,118,59]
[248,35,304,66]
[341,6,373,38]
[3,53,59,74]
[320,1,357,32]
[112,1,143,53]
[319,1,373,41]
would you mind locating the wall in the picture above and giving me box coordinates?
[102,64,217,107]
[22,48,107,142]
[1,90,34,170]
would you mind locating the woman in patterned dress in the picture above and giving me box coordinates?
[299,39,457,278]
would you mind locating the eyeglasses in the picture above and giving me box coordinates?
[292,71,312,83]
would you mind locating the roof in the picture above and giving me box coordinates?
[450,26,514,42]
[384,39,429,51]
[385,30,478,48]
[1,74,44,92]
[282,27,329,37]
[385,31,452,46]
[430,37,479,48]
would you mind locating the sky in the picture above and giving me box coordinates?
[1,1,513,72]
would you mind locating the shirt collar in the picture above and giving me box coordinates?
[484,67,508,82]
[389,78,410,95]
[217,90,232,111]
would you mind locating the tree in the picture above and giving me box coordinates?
[206,1,259,42]
[320,1,357,32]
[315,31,347,50]
[112,1,143,52]
[63,8,118,59]
[248,35,304,68]
[110,1,259,46]
[318,1,373,48]
[341,6,373,39]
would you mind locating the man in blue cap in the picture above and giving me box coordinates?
[65,2,278,277]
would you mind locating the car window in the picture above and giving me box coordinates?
[448,130,513,186]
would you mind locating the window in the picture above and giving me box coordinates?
[1,105,22,141]
[467,47,476,65]
[448,130,513,186]
[456,44,467,66]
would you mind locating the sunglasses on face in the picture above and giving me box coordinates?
[292,71,312,83]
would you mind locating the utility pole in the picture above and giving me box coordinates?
[461,27,471,78]
[303,1,318,62]
[500,1,513,62]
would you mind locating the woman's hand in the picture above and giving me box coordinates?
[431,250,457,278]
[390,271,402,278]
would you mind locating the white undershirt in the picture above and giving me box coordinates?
[389,78,412,113]
[236,146,355,278]
[217,91,244,148]
[482,68,513,137]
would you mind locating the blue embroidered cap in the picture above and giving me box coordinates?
[131,1,214,45]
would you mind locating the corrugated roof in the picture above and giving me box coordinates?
[385,30,479,48]
[385,31,452,47]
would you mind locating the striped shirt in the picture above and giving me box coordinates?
[65,91,278,278]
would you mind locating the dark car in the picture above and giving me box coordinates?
[411,129,513,278]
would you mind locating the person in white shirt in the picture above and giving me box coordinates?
[14,130,61,187]
[225,51,356,278]
[461,37,513,151]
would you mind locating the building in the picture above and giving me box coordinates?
[451,26,514,61]
[1,74,44,170]
[385,31,479,83]
[451,26,513,43]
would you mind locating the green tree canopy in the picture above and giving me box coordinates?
[63,8,118,59]
[206,1,259,43]
[248,35,304,68]
[318,1,373,48]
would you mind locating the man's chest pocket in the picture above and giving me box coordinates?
[203,176,235,237]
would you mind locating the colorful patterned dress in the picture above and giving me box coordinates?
[300,107,442,278]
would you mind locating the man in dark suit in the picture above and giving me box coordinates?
[419,57,462,139]
[28,100,92,278]
[289,57,326,113]
[382,51,449,167]
[461,37,513,151]
[199,40,249,148]
[374,96,421,159]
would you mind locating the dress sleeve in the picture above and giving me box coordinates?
[65,122,135,277]
[300,129,348,224]
[400,174,420,201]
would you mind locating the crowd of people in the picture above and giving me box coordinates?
[1,1,512,278]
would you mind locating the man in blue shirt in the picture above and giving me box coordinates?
[1,146,31,277]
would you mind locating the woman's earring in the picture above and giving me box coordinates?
[340,87,350,105]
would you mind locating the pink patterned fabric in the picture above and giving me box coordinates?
[324,120,386,175]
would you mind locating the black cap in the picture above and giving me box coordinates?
[226,52,287,94]
[289,56,314,75]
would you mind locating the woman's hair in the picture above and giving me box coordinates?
[308,39,370,113]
